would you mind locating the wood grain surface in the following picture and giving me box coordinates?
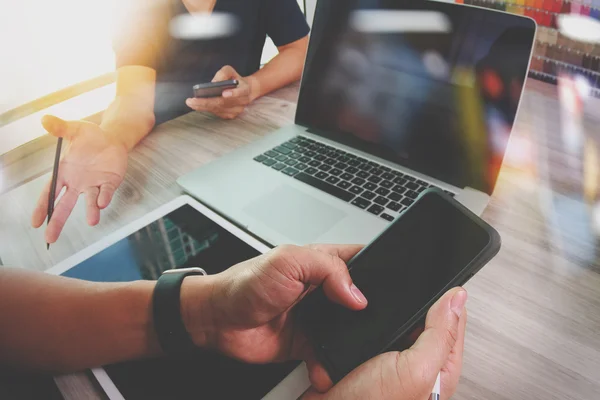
[1,80,599,399]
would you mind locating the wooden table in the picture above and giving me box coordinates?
[1,80,599,400]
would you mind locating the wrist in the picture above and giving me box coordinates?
[246,75,262,102]
[180,274,219,348]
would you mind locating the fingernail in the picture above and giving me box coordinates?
[451,289,467,318]
[223,91,232,98]
[350,284,367,304]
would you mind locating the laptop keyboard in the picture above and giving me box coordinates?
[253,136,455,222]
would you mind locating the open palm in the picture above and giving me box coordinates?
[32,115,128,244]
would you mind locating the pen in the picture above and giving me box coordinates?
[46,136,63,250]
[430,372,441,400]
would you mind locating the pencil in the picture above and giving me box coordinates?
[47,137,63,250]
[430,372,441,400]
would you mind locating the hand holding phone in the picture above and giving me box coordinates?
[297,189,501,383]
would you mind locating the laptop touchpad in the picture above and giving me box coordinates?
[244,185,346,244]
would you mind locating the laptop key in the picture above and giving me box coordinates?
[337,181,352,190]
[405,182,419,190]
[296,163,308,171]
[330,168,343,176]
[315,171,328,180]
[254,155,267,162]
[405,175,416,182]
[282,167,299,176]
[380,166,391,172]
[351,197,371,209]
[374,196,389,206]
[305,151,317,157]
[346,166,359,174]
[289,152,302,160]
[316,148,328,155]
[309,160,321,167]
[275,155,288,162]
[274,146,292,155]
[305,167,318,175]
[367,204,384,216]
[392,185,406,194]
[382,172,394,180]
[272,163,286,171]
[326,176,340,185]
[285,159,299,166]
[265,150,279,158]
[416,179,428,186]
[380,180,393,189]
[351,177,366,185]
[346,153,356,159]
[375,187,390,196]
[393,177,407,185]
[367,175,382,184]
[338,156,350,163]
[315,154,327,161]
[349,185,364,195]
[361,191,376,200]
[294,173,355,202]
[324,158,337,165]
[263,158,277,166]
[388,192,402,202]
[364,182,377,191]
[370,169,384,176]
[387,202,402,212]
[297,141,310,147]
[358,164,371,172]
[290,137,301,144]
[401,198,414,207]
[348,159,361,167]
[405,190,418,199]
[380,213,395,222]
[299,156,311,163]
[318,164,332,172]
[340,173,353,181]
[416,186,427,193]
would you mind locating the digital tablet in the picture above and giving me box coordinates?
[47,195,311,400]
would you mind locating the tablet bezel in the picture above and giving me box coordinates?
[46,195,310,400]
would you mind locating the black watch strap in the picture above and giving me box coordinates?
[152,267,206,356]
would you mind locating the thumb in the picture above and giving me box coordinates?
[41,115,83,140]
[396,288,467,397]
[212,65,240,82]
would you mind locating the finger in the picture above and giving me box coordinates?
[269,245,367,311]
[212,65,239,82]
[41,115,84,140]
[441,308,467,400]
[306,244,363,263]
[31,179,54,228]
[294,339,333,393]
[222,84,250,99]
[396,288,467,398]
[98,183,117,209]
[186,97,226,112]
[45,188,79,244]
[84,187,100,226]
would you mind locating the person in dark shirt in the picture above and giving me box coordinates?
[32,0,309,244]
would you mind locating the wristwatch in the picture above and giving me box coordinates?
[152,267,207,356]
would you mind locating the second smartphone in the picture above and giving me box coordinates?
[296,189,501,383]
[193,79,239,98]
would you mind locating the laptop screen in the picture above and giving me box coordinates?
[296,0,535,194]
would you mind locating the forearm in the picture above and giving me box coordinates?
[100,66,157,151]
[0,268,160,372]
[247,37,309,101]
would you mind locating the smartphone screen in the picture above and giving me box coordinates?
[298,190,498,381]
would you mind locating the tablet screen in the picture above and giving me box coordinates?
[62,204,300,399]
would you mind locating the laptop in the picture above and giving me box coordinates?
[178,0,536,246]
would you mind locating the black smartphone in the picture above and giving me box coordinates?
[193,79,239,98]
[296,189,501,383]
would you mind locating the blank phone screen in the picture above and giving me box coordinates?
[299,191,493,380]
